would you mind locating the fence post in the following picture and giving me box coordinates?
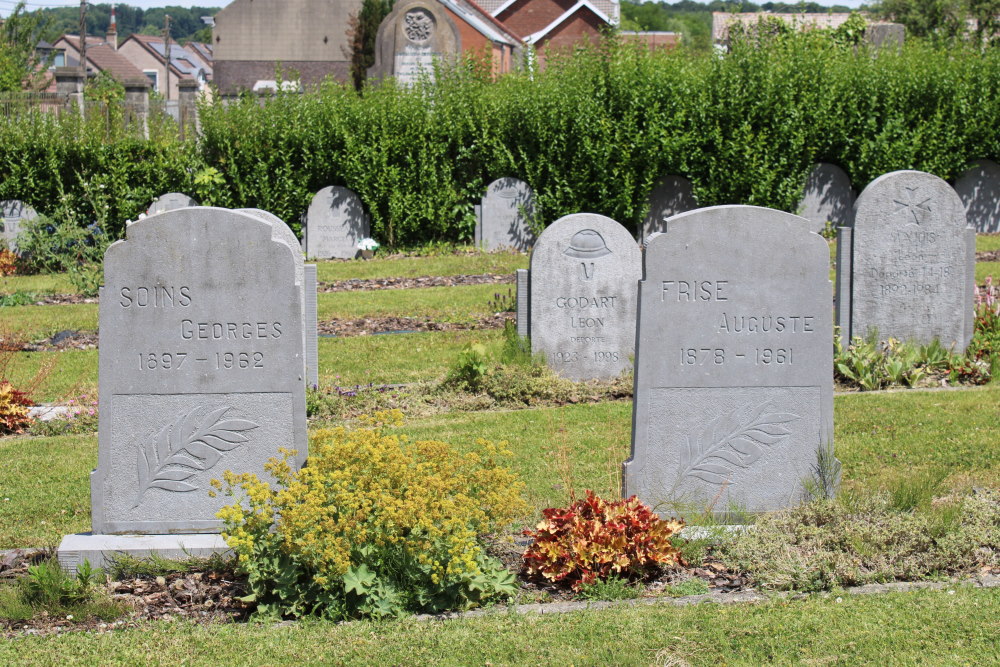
[54,67,85,115]
[177,79,200,141]
[122,76,150,139]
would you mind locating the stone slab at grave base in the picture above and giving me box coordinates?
[57,533,231,574]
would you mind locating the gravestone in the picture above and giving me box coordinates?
[237,208,317,387]
[529,213,641,381]
[0,199,37,252]
[953,159,1000,233]
[798,163,855,233]
[624,205,835,516]
[474,178,536,252]
[368,0,460,85]
[147,192,198,215]
[58,207,306,572]
[641,176,696,241]
[836,170,975,351]
[303,186,369,260]
[515,268,529,338]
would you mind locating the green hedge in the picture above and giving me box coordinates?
[2,33,999,246]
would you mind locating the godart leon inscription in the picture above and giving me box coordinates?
[624,206,835,515]
[91,208,307,535]
[529,214,641,381]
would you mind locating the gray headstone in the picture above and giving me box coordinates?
[91,207,307,535]
[304,264,319,388]
[954,159,1000,233]
[147,192,198,215]
[529,213,641,381]
[237,208,313,387]
[304,186,369,260]
[367,0,461,85]
[1,199,37,252]
[624,205,835,516]
[798,163,855,233]
[516,268,529,339]
[642,176,696,240]
[837,170,975,351]
[865,22,905,49]
[475,178,536,252]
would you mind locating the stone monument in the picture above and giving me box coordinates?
[624,205,835,516]
[58,207,307,571]
[836,170,975,351]
[303,186,369,260]
[953,159,1000,233]
[529,213,641,381]
[368,0,461,86]
[147,192,198,215]
[474,177,536,252]
[0,199,38,252]
[798,163,855,233]
[641,175,696,241]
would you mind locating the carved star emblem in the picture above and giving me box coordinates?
[892,186,932,224]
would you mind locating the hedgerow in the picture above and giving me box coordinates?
[1,32,998,245]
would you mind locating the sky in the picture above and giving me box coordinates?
[0,0,868,19]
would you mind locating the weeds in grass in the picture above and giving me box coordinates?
[577,576,643,601]
[662,578,710,597]
[886,468,950,512]
[0,291,37,307]
[487,288,516,314]
[27,393,98,436]
[107,552,236,580]
[718,490,1000,591]
[0,557,126,623]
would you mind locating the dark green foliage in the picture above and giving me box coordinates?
[0,2,53,92]
[3,34,1000,247]
[349,0,395,90]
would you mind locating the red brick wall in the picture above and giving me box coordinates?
[497,0,577,38]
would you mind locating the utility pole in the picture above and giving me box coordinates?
[163,14,172,100]
[78,0,88,74]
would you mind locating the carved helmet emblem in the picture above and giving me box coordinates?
[563,229,611,259]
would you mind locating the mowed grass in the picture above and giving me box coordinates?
[3,587,997,665]
[317,283,507,322]
[1,303,97,339]
[313,251,527,282]
[5,386,1000,549]
[977,261,1000,283]
[0,272,76,295]
[977,233,1000,253]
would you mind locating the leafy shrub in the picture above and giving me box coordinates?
[445,343,490,391]
[0,379,33,435]
[718,490,1000,591]
[522,491,684,591]
[24,559,100,607]
[0,247,16,276]
[214,411,529,620]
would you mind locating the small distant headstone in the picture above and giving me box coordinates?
[304,186,369,260]
[147,192,198,215]
[624,205,835,516]
[529,213,641,381]
[475,178,536,252]
[516,268,529,338]
[642,176,696,240]
[865,22,905,49]
[0,200,37,252]
[798,163,855,233]
[837,170,975,351]
[368,0,461,85]
[59,207,307,571]
[954,159,1000,233]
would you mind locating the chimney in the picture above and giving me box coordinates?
[107,3,118,50]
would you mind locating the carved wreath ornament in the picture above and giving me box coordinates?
[404,9,434,43]
[677,401,799,487]
[133,405,259,508]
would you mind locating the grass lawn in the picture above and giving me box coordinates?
[5,385,1000,548]
[1,303,97,340]
[313,252,527,282]
[977,233,1000,253]
[3,587,996,665]
[317,284,507,323]
[0,273,75,295]
[978,261,1000,283]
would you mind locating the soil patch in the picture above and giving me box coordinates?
[319,273,515,292]
[319,313,513,337]
[977,250,1000,263]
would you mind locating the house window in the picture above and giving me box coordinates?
[54,53,65,67]
[143,70,159,92]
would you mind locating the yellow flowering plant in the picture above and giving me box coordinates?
[213,410,529,619]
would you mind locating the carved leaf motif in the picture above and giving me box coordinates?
[132,405,259,508]
[678,402,799,489]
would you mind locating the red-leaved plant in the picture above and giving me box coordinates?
[522,491,684,591]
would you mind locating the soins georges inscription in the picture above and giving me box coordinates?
[92,208,306,535]
[624,206,835,515]
[529,214,640,381]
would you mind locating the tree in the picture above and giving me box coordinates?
[346,0,395,90]
[0,2,52,92]
[968,0,1000,43]
[874,0,967,39]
